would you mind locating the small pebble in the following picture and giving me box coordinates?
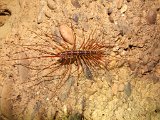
[59,92,68,101]
[113,46,120,52]
[44,9,52,18]
[37,9,44,24]
[112,83,118,95]
[47,0,56,10]
[118,21,128,36]
[147,9,157,24]
[116,0,124,9]
[147,61,157,71]
[117,60,125,68]
[96,79,103,89]
[155,65,160,75]
[85,82,97,95]
[120,4,128,13]
[155,108,160,113]
[118,83,125,92]
[85,64,93,80]
[124,82,131,97]
[150,74,159,84]
[128,61,137,71]
[109,15,114,23]
[71,0,81,8]
[37,0,45,24]
[141,54,149,65]
[0,9,11,27]
[72,13,79,23]
[127,108,132,111]
[63,105,68,114]
[59,24,75,45]
[107,8,113,15]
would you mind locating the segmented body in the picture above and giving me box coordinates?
[57,50,105,66]
[58,50,103,59]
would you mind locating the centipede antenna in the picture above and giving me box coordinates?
[28,28,66,52]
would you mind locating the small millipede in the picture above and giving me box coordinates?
[11,24,112,91]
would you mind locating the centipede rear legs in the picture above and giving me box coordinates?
[50,61,73,100]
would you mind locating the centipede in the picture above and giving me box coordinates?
[9,24,113,94]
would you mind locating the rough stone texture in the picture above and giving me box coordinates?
[0,0,160,120]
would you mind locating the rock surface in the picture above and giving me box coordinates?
[0,0,160,120]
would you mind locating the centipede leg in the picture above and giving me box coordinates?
[50,65,71,100]
[71,56,81,78]
[83,37,97,50]
[91,56,108,70]
[79,28,87,50]
[81,30,94,49]
[92,57,113,83]
[26,63,62,87]
[52,55,73,90]
[50,34,71,51]
[83,56,97,73]
[85,58,104,79]
[50,64,72,100]
[28,29,65,52]
[35,61,60,76]
[76,56,83,79]
[81,56,94,80]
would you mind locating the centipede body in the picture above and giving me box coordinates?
[57,50,105,64]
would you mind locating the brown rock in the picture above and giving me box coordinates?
[118,83,125,92]
[116,0,124,9]
[59,24,75,45]
[71,0,81,8]
[47,0,56,10]
[128,60,137,71]
[147,9,157,24]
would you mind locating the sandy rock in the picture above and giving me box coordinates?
[47,0,56,10]
[146,9,157,24]
[120,4,128,13]
[116,0,124,9]
[124,82,131,97]
[0,79,13,119]
[118,83,125,92]
[112,83,118,95]
[71,0,81,8]
[59,24,75,45]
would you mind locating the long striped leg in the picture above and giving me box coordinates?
[83,56,97,73]
[79,28,86,50]
[91,57,113,83]
[77,56,84,77]
[71,56,81,78]
[81,56,95,80]
[81,31,93,50]
[50,63,72,100]
[54,55,73,90]
[82,28,97,50]
[27,63,63,87]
